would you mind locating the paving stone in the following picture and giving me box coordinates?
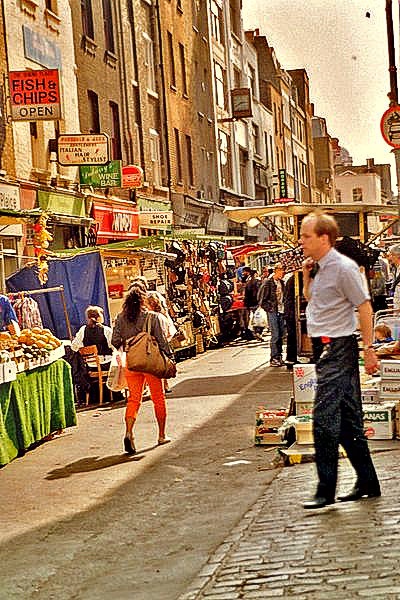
[357,586,400,597]
[182,450,400,600]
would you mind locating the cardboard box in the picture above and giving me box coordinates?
[255,409,287,445]
[295,401,313,415]
[293,364,317,403]
[361,389,380,404]
[380,360,400,379]
[395,403,400,440]
[379,379,400,399]
[3,361,17,383]
[363,404,395,440]
[295,421,314,444]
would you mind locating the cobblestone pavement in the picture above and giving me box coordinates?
[179,448,400,600]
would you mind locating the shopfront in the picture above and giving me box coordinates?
[137,196,172,237]
[0,182,23,277]
[91,197,139,245]
[37,190,91,250]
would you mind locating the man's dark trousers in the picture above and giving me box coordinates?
[312,335,380,500]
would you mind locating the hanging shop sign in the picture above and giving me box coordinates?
[0,183,22,236]
[122,165,144,188]
[79,160,122,187]
[139,211,173,228]
[381,105,400,148]
[23,25,62,69]
[38,190,86,217]
[278,168,288,199]
[57,133,110,166]
[92,201,139,242]
[9,69,61,121]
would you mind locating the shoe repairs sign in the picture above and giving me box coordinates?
[9,69,61,121]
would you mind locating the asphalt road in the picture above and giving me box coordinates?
[0,339,293,600]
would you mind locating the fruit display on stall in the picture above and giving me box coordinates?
[0,327,62,364]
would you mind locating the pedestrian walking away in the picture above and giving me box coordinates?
[111,284,174,454]
[257,262,286,366]
[300,211,381,510]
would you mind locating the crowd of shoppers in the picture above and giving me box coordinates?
[69,209,399,512]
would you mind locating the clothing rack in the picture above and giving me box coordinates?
[8,285,72,340]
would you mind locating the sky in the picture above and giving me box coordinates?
[242,0,399,190]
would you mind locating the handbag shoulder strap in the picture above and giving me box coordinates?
[144,312,152,334]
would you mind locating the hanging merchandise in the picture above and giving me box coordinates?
[277,246,304,272]
[32,213,53,285]
[10,294,43,330]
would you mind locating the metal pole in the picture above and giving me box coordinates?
[386,0,400,221]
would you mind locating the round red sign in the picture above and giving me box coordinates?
[122,165,143,188]
[380,105,400,148]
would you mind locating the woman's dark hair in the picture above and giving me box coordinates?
[123,284,147,322]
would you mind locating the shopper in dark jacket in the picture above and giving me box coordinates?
[258,263,286,366]
[244,269,263,339]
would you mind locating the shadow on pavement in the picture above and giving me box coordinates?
[45,453,144,479]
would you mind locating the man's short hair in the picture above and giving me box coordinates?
[303,211,339,245]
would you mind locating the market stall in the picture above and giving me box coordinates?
[0,354,75,467]
[224,202,400,356]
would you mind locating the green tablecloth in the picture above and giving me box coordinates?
[0,359,76,466]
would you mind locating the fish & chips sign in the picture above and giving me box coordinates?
[9,69,61,121]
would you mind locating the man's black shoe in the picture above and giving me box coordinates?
[303,496,335,510]
[337,486,381,502]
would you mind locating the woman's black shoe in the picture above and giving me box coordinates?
[124,436,136,455]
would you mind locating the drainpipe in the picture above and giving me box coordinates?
[115,0,133,163]
[154,0,172,202]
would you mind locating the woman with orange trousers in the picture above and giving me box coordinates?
[111,284,174,455]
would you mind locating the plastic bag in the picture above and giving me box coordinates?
[252,307,268,329]
[106,349,127,392]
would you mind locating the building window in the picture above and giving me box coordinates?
[239,148,248,195]
[132,85,143,167]
[336,189,342,203]
[218,129,232,188]
[87,90,100,133]
[167,32,176,89]
[229,0,240,37]
[269,135,274,170]
[102,0,115,53]
[352,187,363,202]
[186,134,194,186]
[110,101,122,160]
[81,0,94,39]
[149,130,162,186]
[210,0,224,45]
[252,123,260,156]
[248,64,256,97]
[214,62,226,110]
[179,43,188,96]
[174,128,183,183]
[233,67,241,89]
[143,33,156,92]
[264,132,269,167]
[30,121,45,170]
[45,0,58,13]
[177,0,183,11]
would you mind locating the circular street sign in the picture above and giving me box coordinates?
[380,105,400,148]
[122,164,143,188]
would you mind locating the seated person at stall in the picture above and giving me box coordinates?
[0,294,20,336]
[71,305,113,365]
[70,306,116,404]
